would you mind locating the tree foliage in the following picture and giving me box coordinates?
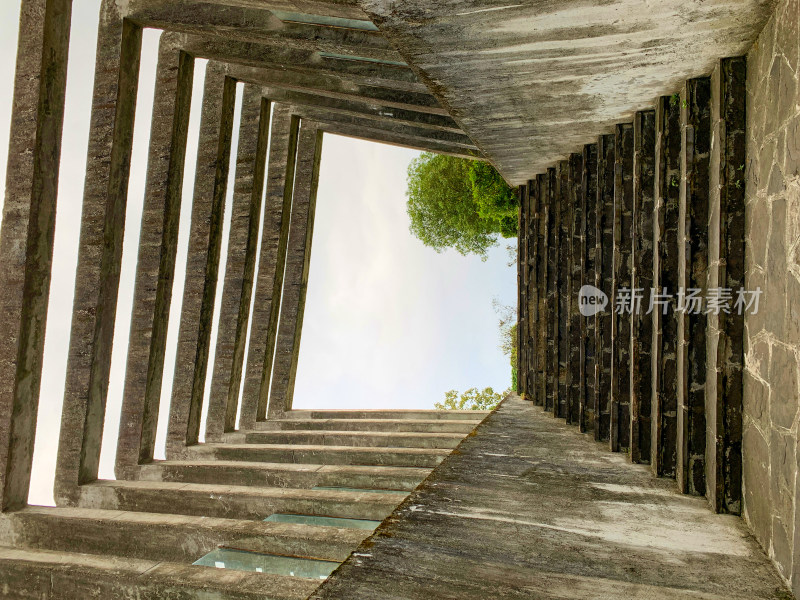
[406,153,517,259]
[435,387,505,411]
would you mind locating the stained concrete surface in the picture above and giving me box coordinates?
[311,395,791,599]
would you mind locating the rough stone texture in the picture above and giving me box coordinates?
[677,77,711,497]
[310,395,791,600]
[238,106,300,429]
[546,168,559,414]
[166,65,236,456]
[556,161,571,421]
[205,85,271,441]
[596,134,615,441]
[525,179,539,404]
[707,56,747,515]
[567,153,585,425]
[0,0,71,511]
[582,143,599,433]
[536,174,549,409]
[356,0,775,183]
[268,124,324,418]
[116,35,194,476]
[54,2,143,504]
[652,94,681,478]
[611,123,634,454]
[631,110,656,465]
[743,0,800,591]
[516,185,528,397]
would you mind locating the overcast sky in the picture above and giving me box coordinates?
[0,2,516,506]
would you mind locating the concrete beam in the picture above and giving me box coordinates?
[268,123,324,418]
[677,77,711,496]
[165,65,237,456]
[516,185,526,396]
[596,133,615,442]
[525,179,539,404]
[535,174,549,409]
[143,0,370,21]
[205,86,272,441]
[706,57,746,514]
[545,167,559,415]
[225,63,446,116]
[55,3,143,505]
[567,153,584,425]
[651,95,681,478]
[238,106,300,429]
[556,161,570,421]
[116,36,194,476]
[630,110,656,465]
[611,123,633,453]
[582,143,599,434]
[0,0,71,511]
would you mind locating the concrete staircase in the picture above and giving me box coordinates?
[0,409,488,599]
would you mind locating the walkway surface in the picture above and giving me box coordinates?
[311,395,792,599]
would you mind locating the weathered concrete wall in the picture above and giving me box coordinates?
[743,0,800,592]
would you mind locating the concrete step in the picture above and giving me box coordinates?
[187,443,451,467]
[253,418,482,433]
[283,409,489,421]
[0,546,320,600]
[0,506,367,564]
[75,479,401,521]
[229,430,465,449]
[136,460,428,491]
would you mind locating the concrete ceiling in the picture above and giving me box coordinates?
[356,0,777,184]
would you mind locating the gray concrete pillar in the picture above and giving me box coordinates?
[556,161,571,420]
[267,123,324,418]
[526,179,539,404]
[596,134,615,441]
[611,123,634,453]
[165,64,236,456]
[238,106,301,429]
[116,35,194,476]
[567,153,584,425]
[652,95,681,478]
[54,1,142,505]
[545,168,559,414]
[631,110,656,464]
[535,174,548,408]
[0,0,71,511]
[205,85,271,441]
[706,57,746,513]
[677,77,711,496]
[582,143,599,434]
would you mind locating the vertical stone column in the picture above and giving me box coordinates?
[677,77,711,496]
[535,175,549,408]
[238,106,300,429]
[526,180,539,403]
[631,110,656,464]
[582,144,599,433]
[596,134,615,441]
[165,65,236,456]
[267,124,324,418]
[556,162,571,420]
[652,95,681,477]
[54,1,142,505]
[545,168,559,414]
[116,36,194,476]
[611,123,634,453]
[205,85,271,441]
[0,0,71,511]
[707,57,745,513]
[517,185,528,397]
[568,153,584,425]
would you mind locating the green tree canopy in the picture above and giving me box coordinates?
[435,387,506,411]
[406,153,517,259]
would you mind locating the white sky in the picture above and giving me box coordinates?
[0,2,516,507]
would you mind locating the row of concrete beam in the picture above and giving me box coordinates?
[517,57,747,514]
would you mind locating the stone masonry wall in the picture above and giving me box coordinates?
[743,0,800,591]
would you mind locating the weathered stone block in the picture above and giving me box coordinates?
[768,344,799,430]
